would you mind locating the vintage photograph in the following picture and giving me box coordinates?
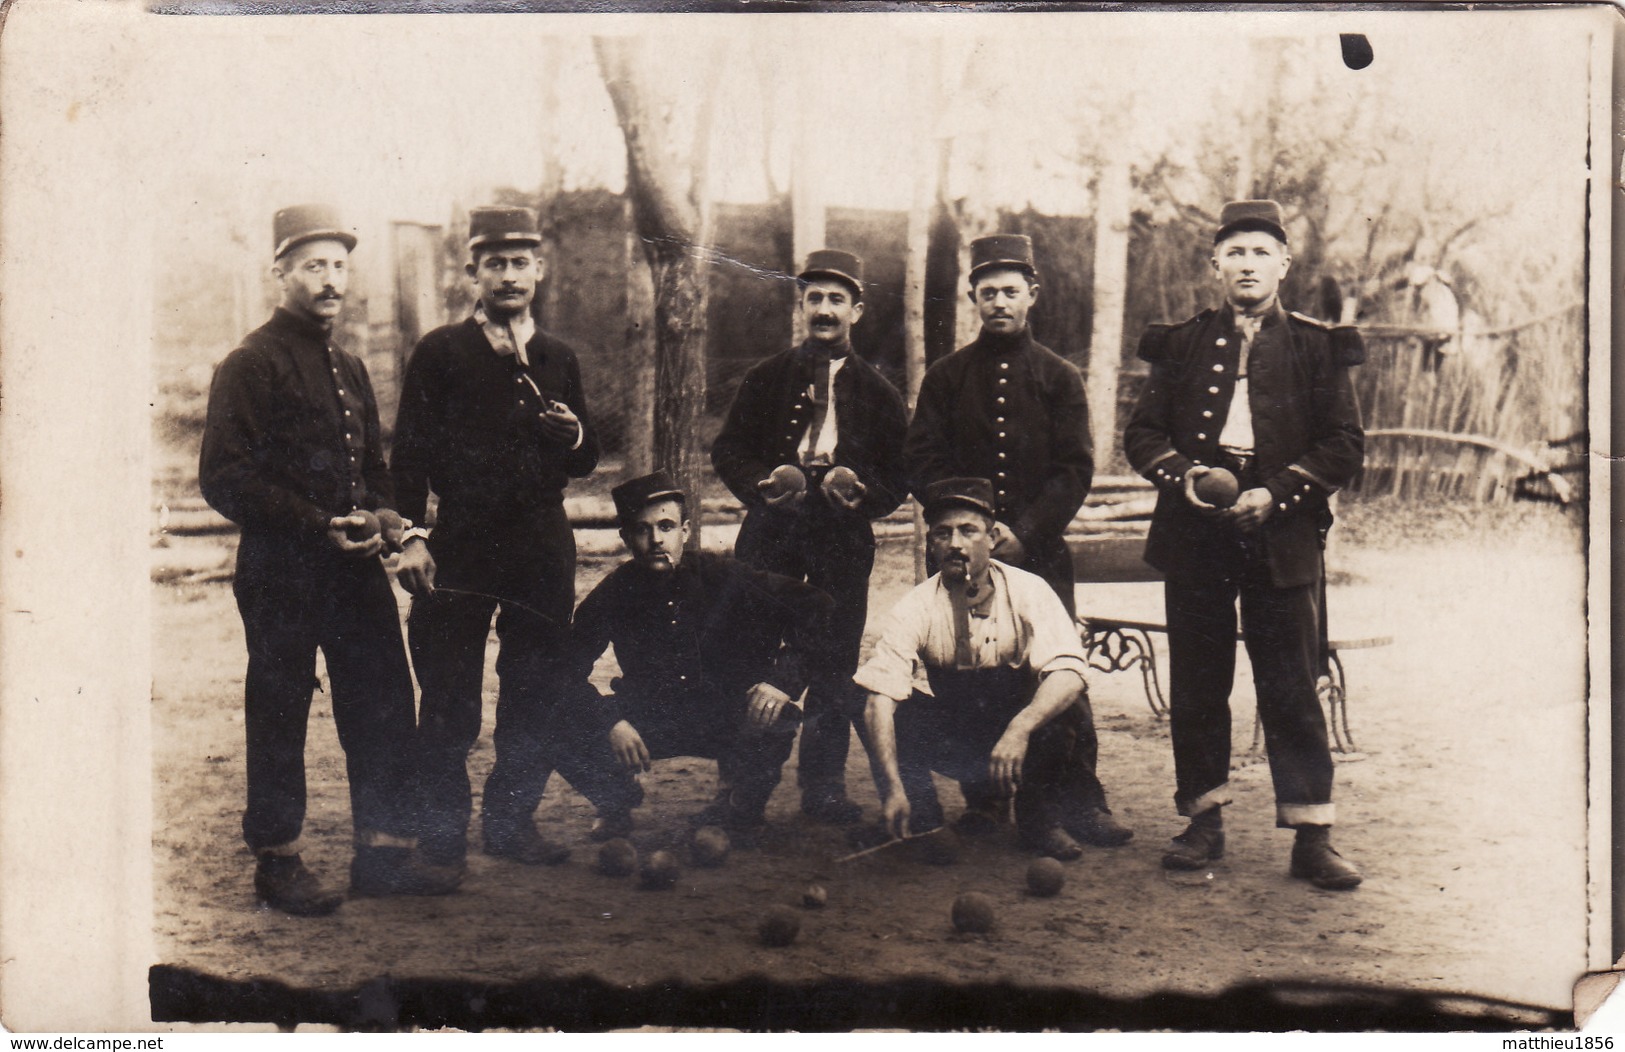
[1,0,1609,1034]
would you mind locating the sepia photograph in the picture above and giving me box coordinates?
[0,0,1612,1035]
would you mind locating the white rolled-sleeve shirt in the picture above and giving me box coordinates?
[854,561,1090,703]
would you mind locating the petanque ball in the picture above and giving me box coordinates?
[768,465,807,495]
[345,510,381,541]
[801,884,828,909]
[758,905,802,947]
[596,838,638,878]
[1194,468,1241,508]
[1026,857,1066,898]
[951,892,997,934]
[691,826,731,868]
[639,849,680,890]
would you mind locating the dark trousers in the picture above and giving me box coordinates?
[734,504,874,796]
[544,686,798,816]
[1164,560,1334,826]
[930,534,1108,814]
[232,532,418,853]
[895,667,1071,840]
[408,504,576,863]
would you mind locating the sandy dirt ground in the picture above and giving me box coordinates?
[150,497,1590,1028]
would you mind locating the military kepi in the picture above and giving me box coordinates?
[468,206,543,251]
[613,470,686,522]
[273,204,356,260]
[969,234,1037,282]
[1215,199,1287,245]
[798,249,865,299]
[921,477,997,523]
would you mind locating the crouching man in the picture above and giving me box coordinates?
[542,472,833,845]
[856,478,1093,860]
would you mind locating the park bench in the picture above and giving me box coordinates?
[1069,531,1388,754]
[1075,614,1388,753]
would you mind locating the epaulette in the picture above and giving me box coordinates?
[1137,310,1212,364]
[1290,311,1365,366]
[1136,323,1175,363]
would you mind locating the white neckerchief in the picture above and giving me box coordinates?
[475,301,536,367]
[797,356,846,464]
[1219,309,1268,454]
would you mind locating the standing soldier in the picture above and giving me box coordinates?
[711,250,909,826]
[200,204,460,914]
[905,233,1130,853]
[1123,199,1365,889]
[391,205,600,871]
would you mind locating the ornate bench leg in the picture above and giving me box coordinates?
[1134,630,1168,719]
[1325,650,1354,753]
[1079,620,1168,720]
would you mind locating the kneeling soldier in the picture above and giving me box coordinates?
[542,472,833,845]
[856,478,1094,860]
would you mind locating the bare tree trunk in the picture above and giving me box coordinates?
[596,37,721,546]
[905,41,942,582]
[624,204,656,478]
[536,38,567,328]
[1087,152,1131,475]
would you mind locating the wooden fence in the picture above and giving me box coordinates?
[1347,305,1585,504]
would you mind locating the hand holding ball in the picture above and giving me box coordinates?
[820,466,866,510]
[1192,468,1240,509]
[345,510,381,542]
[759,465,808,507]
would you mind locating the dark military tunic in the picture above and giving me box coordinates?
[904,328,1094,613]
[711,341,909,802]
[199,306,417,853]
[545,552,834,816]
[390,315,601,863]
[1124,304,1365,588]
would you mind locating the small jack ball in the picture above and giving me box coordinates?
[346,510,381,541]
[691,826,731,868]
[758,905,801,947]
[801,884,828,909]
[952,892,996,934]
[1026,857,1065,897]
[596,838,638,878]
[639,849,680,890]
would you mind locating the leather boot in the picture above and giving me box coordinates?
[254,854,343,916]
[1290,825,1362,890]
[349,847,464,897]
[1161,809,1225,870]
[1063,806,1135,847]
[483,820,572,865]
